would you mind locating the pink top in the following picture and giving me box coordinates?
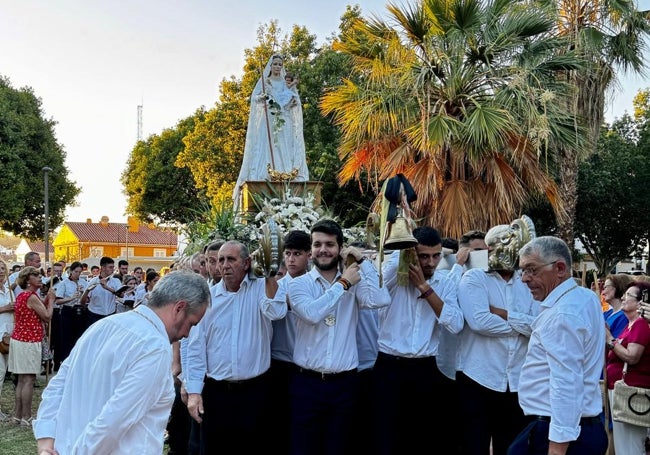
[606,317,650,389]
[12,290,44,342]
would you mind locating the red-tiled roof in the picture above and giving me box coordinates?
[26,240,54,253]
[65,222,177,246]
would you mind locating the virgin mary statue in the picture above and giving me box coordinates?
[233,54,309,209]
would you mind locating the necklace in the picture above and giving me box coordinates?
[133,308,160,332]
[552,284,578,305]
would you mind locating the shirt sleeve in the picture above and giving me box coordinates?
[353,260,391,310]
[546,311,587,442]
[184,319,207,394]
[458,271,515,336]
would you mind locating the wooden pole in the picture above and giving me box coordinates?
[258,63,276,170]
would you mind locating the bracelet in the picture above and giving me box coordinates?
[419,287,434,299]
[338,278,352,291]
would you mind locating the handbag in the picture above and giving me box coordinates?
[611,361,650,427]
[0,332,9,355]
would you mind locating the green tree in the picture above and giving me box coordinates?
[544,0,650,244]
[575,114,650,275]
[0,76,79,238]
[322,0,582,239]
[122,110,210,224]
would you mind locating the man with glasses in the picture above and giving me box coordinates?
[457,219,540,455]
[509,236,607,455]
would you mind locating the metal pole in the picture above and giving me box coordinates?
[42,167,52,266]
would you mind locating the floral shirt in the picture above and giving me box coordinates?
[12,291,44,342]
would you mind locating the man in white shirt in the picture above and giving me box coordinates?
[288,219,391,455]
[457,220,540,455]
[374,226,464,455]
[33,270,210,455]
[269,230,311,454]
[54,261,87,367]
[9,251,41,297]
[184,240,286,453]
[509,236,608,455]
[79,256,121,331]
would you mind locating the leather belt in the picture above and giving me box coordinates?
[377,351,435,364]
[531,415,601,425]
[298,368,357,381]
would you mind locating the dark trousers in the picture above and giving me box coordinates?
[84,310,110,332]
[59,306,86,363]
[507,418,608,455]
[167,382,191,455]
[354,367,377,455]
[268,358,299,454]
[50,308,62,368]
[200,373,270,454]
[290,368,359,455]
[458,371,528,455]
[372,352,449,455]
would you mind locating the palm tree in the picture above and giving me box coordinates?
[542,0,650,244]
[321,0,585,239]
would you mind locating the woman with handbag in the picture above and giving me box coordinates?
[0,259,15,421]
[8,266,54,426]
[605,280,650,455]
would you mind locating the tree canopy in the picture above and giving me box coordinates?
[0,76,79,239]
[575,113,650,275]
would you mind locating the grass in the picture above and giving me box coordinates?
[0,373,44,455]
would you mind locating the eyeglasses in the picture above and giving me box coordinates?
[521,261,558,277]
[624,291,640,300]
[603,284,614,289]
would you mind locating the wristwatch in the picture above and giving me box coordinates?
[356,257,366,265]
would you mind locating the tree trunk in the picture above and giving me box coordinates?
[557,144,578,246]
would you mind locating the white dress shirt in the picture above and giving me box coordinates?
[0,283,13,337]
[184,275,287,393]
[518,278,605,443]
[33,305,174,455]
[56,277,87,307]
[457,268,540,392]
[436,264,466,378]
[378,250,464,358]
[289,260,391,373]
[86,276,121,315]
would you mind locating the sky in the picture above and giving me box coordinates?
[2,0,649,226]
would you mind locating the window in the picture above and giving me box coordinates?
[153,249,166,258]
[90,247,103,257]
[120,247,134,257]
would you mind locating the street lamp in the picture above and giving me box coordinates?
[42,167,52,266]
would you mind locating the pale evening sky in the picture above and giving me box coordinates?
[1,0,648,226]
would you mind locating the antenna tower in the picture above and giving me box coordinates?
[137,104,143,141]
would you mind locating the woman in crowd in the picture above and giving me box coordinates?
[233,54,309,208]
[603,273,634,338]
[0,259,15,421]
[605,280,650,455]
[115,274,138,313]
[8,266,54,426]
[134,270,160,308]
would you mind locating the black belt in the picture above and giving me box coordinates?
[204,373,266,390]
[298,367,357,381]
[531,415,601,425]
[378,351,435,364]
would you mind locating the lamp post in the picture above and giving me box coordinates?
[42,167,52,266]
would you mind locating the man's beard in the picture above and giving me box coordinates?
[313,255,339,271]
